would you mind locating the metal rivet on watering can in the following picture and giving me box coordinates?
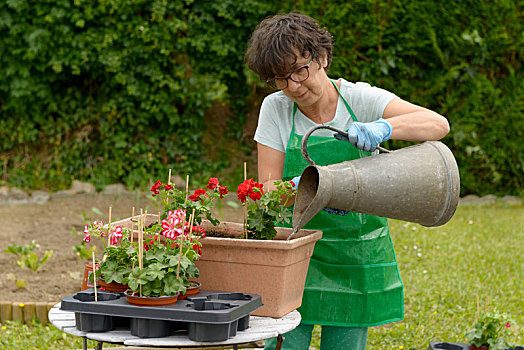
[292,125,460,235]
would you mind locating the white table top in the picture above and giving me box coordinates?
[49,302,301,348]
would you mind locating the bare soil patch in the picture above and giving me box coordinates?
[0,193,243,303]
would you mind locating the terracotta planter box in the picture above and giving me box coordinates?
[112,215,323,318]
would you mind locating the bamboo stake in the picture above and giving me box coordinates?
[167,169,172,208]
[176,213,190,279]
[267,173,272,212]
[185,175,189,201]
[244,162,248,239]
[189,209,195,236]
[139,209,144,297]
[107,207,112,246]
[131,207,135,243]
[92,252,98,302]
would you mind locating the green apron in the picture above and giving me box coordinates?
[282,81,404,327]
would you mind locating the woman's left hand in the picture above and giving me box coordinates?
[334,119,392,152]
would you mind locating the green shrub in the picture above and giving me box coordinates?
[0,0,272,190]
[271,0,522,196]
[0,1,521,195]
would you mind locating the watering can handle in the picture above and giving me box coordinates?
[301,125,391,165]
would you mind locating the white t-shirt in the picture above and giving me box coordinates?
[254,78,397,152]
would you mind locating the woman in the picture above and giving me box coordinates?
[245,12,449,350]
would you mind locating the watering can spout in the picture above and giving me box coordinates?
[292,166,332,233]
[292,136,460,232]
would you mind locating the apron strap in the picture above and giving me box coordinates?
[330,79,358,122]
[292,79,360,128]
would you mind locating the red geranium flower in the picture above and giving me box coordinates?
[144,235,159,251]
[192,244,202,255]
[206,177,219,190]
[151,180,162,191]
[164,184,173,191]
[249,189,262,201]
[189,188,206,202]
[185,225,206,237]
[218,185,228,198]
[237,178,264,203]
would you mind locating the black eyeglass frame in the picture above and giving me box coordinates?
[266,59,314,90]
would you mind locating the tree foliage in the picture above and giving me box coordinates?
[0,0,521,195]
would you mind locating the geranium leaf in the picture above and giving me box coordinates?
[162,275,185,296]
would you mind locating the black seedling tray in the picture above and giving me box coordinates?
[428,342,523,350]
[61,289,262,341]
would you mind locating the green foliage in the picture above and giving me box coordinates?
[466,310,514,350]
[242,179,295,240]
[0,0,521,196]
[4,240,53,272]
[72,242,96,260]
[98,236,135,284]
[0,0,272,190]
[272,0,523,196]
[15,279,28,289]
[0,320,121,349]
[119,216,202,297]
[124,243,190,297]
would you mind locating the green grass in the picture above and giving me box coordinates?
[0,320,119,349]
[1,202,522,349]
[364,201,523,349]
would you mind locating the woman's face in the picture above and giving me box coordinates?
[279,54,329,108]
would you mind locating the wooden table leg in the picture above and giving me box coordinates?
[95,341,104,350]
[275,334,284,350]
[83,338,87,350]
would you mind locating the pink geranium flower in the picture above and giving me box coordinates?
[108,226,123,245]
[161,209,186,239]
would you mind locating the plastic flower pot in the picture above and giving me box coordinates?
[124,291,179,307]
[428,342,523,350]
[112,215,323,318]
[97,278,129,293]
[179,281,201,300]
[81,262,100,291]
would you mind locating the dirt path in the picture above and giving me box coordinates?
[0,193,243,303]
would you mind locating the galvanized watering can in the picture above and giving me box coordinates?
[291,125,460,237]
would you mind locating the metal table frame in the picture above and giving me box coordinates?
[49,303,300,350]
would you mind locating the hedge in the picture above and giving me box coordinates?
[0,0,522,196]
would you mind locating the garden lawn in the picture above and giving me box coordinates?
[363,201,524,349]
[1,202,522,350]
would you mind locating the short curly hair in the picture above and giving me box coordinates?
[245,12,334,82]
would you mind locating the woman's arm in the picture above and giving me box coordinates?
[257,143,286,192]
[257,143,297,206]
[383,98,450,141]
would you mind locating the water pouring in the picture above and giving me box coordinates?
[291,125,460,239]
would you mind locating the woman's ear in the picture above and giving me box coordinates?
[322,53,328,68]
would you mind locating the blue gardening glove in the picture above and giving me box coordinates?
[334,119,393,152]
[290,176,301,190]
[322,207,350,216]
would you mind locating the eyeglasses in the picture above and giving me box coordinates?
[266,59,313,90]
